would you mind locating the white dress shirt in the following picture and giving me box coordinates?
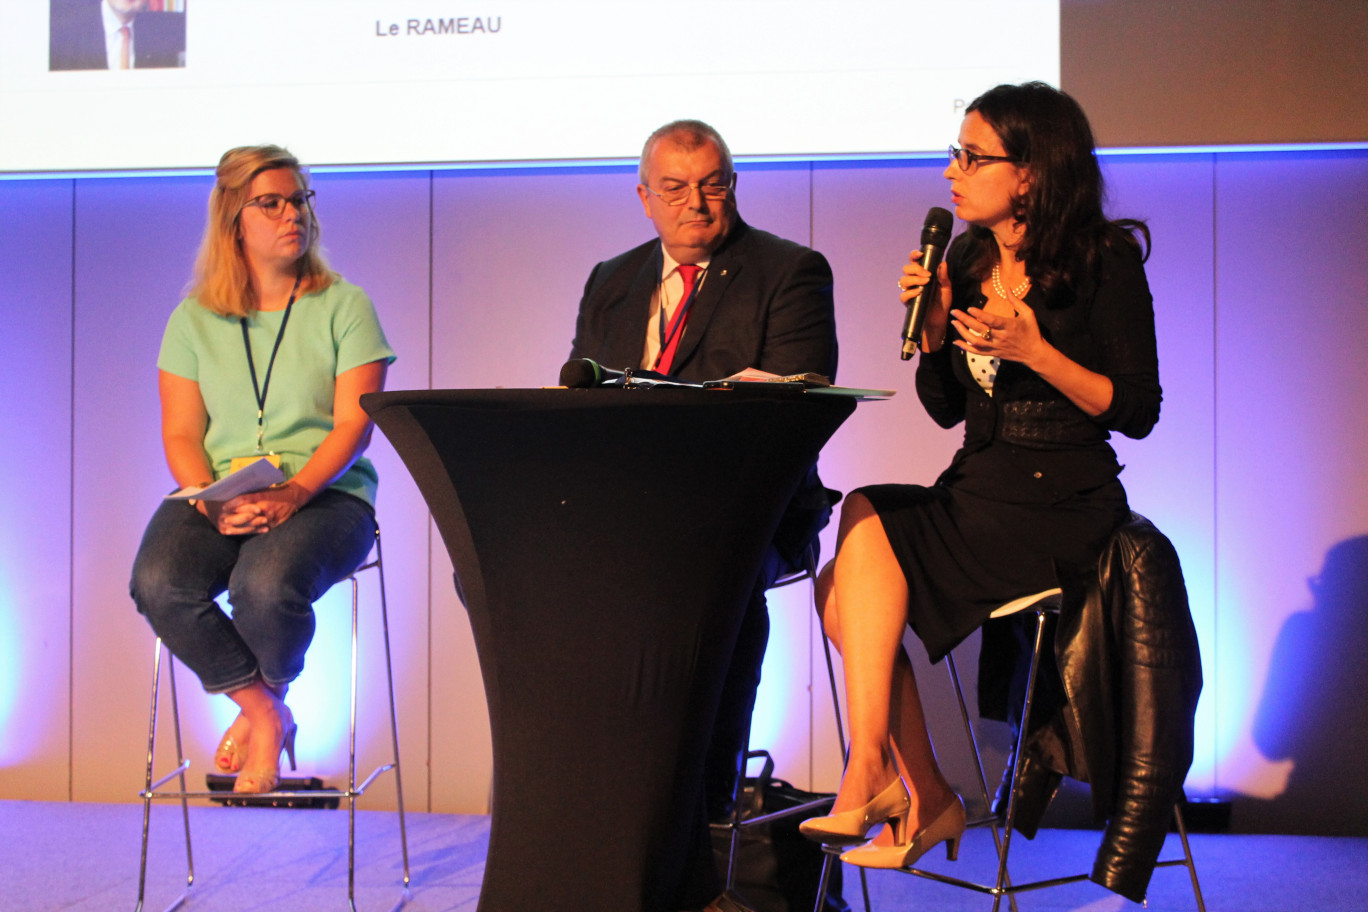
[640,249,710,370]
[102,2,136,70]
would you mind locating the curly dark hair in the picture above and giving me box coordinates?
[960,82,1149,295]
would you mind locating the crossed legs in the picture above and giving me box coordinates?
[132,490,376,790]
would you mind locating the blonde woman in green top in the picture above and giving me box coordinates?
[131,145,395,794]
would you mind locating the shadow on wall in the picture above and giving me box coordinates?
[1246,536,1368,836]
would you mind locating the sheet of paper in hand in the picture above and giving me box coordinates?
[164,457,286,503]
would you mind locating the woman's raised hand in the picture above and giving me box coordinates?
[950,284,1046,367]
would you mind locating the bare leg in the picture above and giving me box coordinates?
[880,646,956,842]
[819,494,957,841]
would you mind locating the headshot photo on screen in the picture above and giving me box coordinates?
[49,0,185,71]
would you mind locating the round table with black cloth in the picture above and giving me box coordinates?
[361,387,856,912]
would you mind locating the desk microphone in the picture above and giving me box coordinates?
[559,358,625,388]
[559,358,710,389]
[900,207,954,360]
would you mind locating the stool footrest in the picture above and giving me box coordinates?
[901,864,1090,896]
[712,794,834,832]
[147,760,192,792]
[137,764,399,808]
[899,852,1195,898]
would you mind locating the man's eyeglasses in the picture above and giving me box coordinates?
[948,146,1021,174]
[241,190,316,219]
[643,173,735,206]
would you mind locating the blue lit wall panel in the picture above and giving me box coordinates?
[280,170,434,810]
[0,180,74,798]
[426,160,830,807]
[5,147,1368,835]
[62,171,438,808]
[704,160,829,782]
[811,157,988,793]
[1212,149,1368,834]
[1105,153,1219,792]
[69,174,211,803]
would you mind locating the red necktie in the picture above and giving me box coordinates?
[655,264,701,375]
[118,25,131,69]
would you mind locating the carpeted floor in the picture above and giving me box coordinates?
[0,799,1360,911]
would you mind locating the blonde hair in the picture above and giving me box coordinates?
[188,145,334,317]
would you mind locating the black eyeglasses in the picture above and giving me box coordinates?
[643,173,735,206]
[241,190,315,219]
[948,146,1021,174]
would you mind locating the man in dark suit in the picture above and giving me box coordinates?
[50,0,186,71]
[570,119,838,912]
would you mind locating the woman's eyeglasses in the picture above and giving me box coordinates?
[948,146,1021,174]
[241,190,316,219]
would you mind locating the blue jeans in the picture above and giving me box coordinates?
[130,489,378,694]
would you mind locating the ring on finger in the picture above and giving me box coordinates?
[982,327,993,341]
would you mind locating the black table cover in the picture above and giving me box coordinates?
[362,387,856,912]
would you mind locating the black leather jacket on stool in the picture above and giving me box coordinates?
[978,513,1203,903]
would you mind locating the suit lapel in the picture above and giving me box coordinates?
[673,221,750,371]
[604,245,663,370]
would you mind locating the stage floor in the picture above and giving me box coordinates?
[1,799,1361,911]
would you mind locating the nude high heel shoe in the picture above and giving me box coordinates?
[233,704,297,794]
[840,794,967,869]
[799,776,912,846]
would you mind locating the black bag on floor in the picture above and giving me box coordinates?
[710,751,850,912]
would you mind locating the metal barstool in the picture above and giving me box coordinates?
[134,527,410,912]
[920,587,1206,911]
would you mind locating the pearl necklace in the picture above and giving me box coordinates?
[991,263,1030,300]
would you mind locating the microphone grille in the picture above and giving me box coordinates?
[922,207,954,243]
[559,359,600,388]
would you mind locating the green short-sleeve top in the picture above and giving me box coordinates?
[157,279,397,506]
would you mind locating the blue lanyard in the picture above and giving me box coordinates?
[239,275,301,453]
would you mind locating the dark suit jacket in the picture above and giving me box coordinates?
[50,0,186,70]
[570,218,837,384]
[570,217,840,568]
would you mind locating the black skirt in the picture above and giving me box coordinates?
[857,450,1128,663]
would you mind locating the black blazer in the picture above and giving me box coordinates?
[916,233,1161,503]
[49,0,185,70]
[570,218,838,384]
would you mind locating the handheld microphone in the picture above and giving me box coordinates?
[900,207,954,360]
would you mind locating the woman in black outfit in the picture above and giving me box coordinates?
[799,82,1161,869]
